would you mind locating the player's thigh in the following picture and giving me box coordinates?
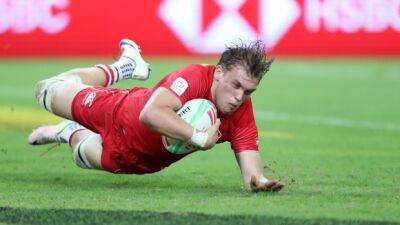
[51,82,89,120]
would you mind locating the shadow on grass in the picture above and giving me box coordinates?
[0,171,244,196]
[0,207,399,225]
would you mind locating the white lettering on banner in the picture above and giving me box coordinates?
[305,0,400,33]
[0,0,70,34]
[391,0,400,31]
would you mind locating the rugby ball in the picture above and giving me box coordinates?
[162,99,217,154]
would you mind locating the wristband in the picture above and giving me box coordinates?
[189,129,208,148]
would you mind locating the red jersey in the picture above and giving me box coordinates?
[72,64,259,174]
[114,64,259,173]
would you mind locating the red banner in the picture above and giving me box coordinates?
[1,0,400,56]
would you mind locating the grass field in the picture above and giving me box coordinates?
[0,57,399,225]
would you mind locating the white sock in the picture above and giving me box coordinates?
[57,121,86,144]
[113,56,135,80]
[96,57,135,86]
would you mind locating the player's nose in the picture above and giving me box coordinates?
[234,91,244,103]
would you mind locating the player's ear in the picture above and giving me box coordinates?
[214,65,224,81]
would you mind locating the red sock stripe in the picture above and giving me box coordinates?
[105,64,116,85]
[95,64,112,87]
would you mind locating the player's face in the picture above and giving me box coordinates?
[213,65,260,115]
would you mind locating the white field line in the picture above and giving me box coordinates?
[255,111,400,132]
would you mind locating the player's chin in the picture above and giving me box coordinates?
[217,104,236,115]
[221,107,234,115]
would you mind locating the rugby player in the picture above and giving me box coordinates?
[28,39,284,192]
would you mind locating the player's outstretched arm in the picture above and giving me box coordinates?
[235,150,284,192]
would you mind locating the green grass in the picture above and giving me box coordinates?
[0,57,399,225]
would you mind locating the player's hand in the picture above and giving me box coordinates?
[201,119,221,150]
[250,175,284,192]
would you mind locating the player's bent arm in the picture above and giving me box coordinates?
[235,150,284,192]
[139,87,193,141]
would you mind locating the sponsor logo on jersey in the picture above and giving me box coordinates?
[170,77,189,96]
[82,92,96,107]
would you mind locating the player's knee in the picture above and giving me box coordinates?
[72,134,102,169]
[35,73,83,113]
[73,137,94,169]
[35,79,56,112]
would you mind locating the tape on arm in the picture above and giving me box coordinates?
[189,129,208,148]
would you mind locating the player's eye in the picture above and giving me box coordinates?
[244,89,255,96]
[233,82,241,89]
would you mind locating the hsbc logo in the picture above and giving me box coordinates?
[158,0,301,53]
[305,0,400,33]
[0,0,70,34]
[159,0,400,54]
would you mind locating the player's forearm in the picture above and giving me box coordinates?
[140,87,194,141]
[235,150,266,189]
[140,106,193,141]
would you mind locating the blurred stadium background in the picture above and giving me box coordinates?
[0,0,399,225]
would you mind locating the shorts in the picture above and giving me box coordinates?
[71,86,142,174]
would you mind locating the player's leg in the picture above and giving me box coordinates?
[35,39,150,119]
[70,129,103,169]
[30,38,150,171]
[95,38,151,86]
[43,39,151,89]
[28,120,103,170]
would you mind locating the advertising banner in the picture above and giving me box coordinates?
[1,0,400,56]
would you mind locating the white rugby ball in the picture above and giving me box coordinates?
[162,99,217,154]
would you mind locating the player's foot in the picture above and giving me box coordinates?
[28,120,84,145]
[119,38,151,80]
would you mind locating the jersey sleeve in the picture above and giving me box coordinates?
[230,99,259,153]
[159,65,209,104]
